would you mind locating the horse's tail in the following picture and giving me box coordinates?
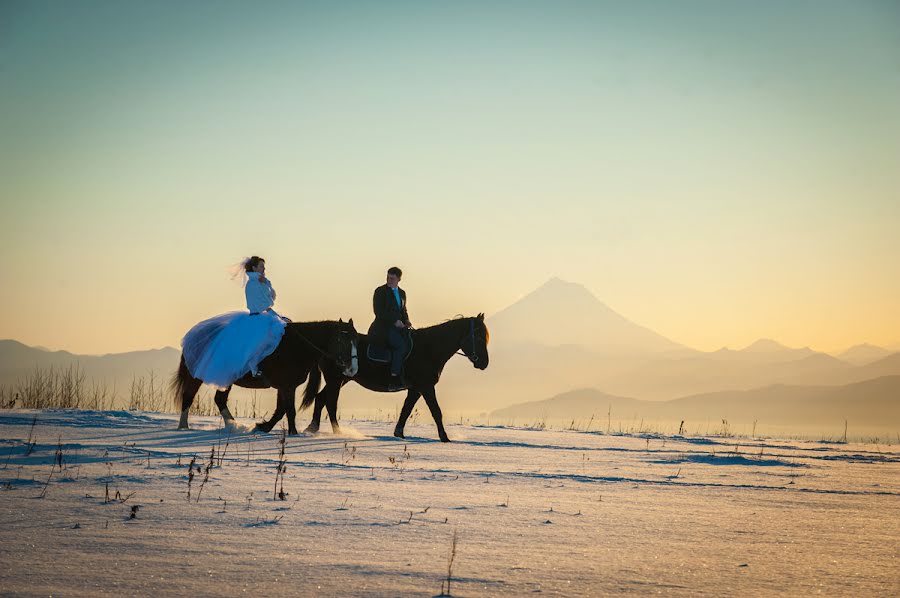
[300,365,322,411]
[170,355,190,411]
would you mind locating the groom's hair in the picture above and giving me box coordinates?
[387,266,402,278]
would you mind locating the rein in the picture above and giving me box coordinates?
[290,326,344,362]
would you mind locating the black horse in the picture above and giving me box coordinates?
[301,314,489,442]
[172,320,359,435]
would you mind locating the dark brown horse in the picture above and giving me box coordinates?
[301,315,489,441]
[171,320,358,434]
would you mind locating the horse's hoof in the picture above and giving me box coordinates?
[177,425,190,430]
[440,436,451,443]
[393,430,405,439]
[304,426,320,434]
[253,424,268,434]
[288,428,299,436]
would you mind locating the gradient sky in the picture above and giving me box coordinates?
[1,0,899,355]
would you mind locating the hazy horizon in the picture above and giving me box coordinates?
[3,275,898,357]
[2,1,899,355]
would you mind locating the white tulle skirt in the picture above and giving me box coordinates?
[182,311,287,390]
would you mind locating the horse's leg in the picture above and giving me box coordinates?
[304,387,328,433]
[421,386,450,442]
[255,388,288,433]
[178,377,203,430]
[324,386,341,434]
[214,387,236,429]
[284,386,300,435]
[393,388,422,439]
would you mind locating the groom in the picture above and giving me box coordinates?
[367,266,412,382]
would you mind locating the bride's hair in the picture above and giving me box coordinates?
[244,256,265,272]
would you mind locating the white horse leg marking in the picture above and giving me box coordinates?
[220,406,235,426]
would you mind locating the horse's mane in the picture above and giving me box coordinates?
[286,320,355,340]
[287,320,352,328]
[412,316,472,337]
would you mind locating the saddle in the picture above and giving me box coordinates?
[366,331,414,364]
[365,344,391,363]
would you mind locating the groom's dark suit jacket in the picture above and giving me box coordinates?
[367,284,409,347]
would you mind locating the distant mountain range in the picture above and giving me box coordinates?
[0,339,180,392]
[720,338,816,362]
[491,375,900,431]
[437,278,900,410]
[2,277,898,422]
[584,346,900,401]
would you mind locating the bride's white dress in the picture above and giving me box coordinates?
[181,271,286,390]
[182,311,286,389]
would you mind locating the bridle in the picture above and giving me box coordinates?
[456,318,484,365]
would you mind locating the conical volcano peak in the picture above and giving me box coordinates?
[524,277,607,306]
[487,279,685,354]
[539,276,590,292]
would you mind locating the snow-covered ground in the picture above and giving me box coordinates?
[1,410,898,597]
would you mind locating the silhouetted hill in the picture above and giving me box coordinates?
[0,339,180,390]
[491,376,900,430]
[590,350,856,401]
[853,352,900,380]
[740,338,798,353]
[722,339,817,362]
[835,344,892,365]
[489,388,646,421]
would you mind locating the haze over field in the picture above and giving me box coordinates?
[3,277,899,437]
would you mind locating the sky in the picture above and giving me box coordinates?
[1,0,899,355]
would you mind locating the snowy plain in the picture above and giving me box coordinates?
[0,409,898,597]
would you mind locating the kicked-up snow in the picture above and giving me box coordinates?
[0,410,898,596]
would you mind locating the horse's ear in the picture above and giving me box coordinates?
[339,317,343,323]
[478,313,484,320]
[349,318,354,326]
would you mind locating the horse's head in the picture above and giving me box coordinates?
[458,313,490,370]
[330,318,359,377]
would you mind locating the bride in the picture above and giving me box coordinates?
[181,256,289,389]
